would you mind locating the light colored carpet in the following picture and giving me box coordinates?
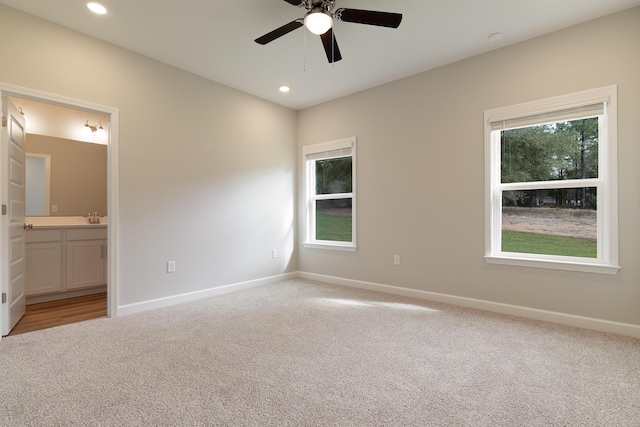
[1,279,639,426]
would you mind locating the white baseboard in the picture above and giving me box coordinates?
[297,272,640,339]
[115,270,640,338]
[117,272,298,317]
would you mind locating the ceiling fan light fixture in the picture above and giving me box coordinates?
[304,11,333,35]
[255,1,402,63]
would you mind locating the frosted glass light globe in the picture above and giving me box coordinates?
[304,12,333,35]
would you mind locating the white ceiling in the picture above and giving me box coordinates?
[2,0,639,110]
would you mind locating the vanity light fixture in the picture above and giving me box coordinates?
[84,120,106,138]
[86,2,107,15]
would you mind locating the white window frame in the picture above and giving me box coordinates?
[303,137,356,251]
[484,86,619,274]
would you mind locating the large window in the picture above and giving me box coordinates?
[303,137,356,251]
[484,86,618,274]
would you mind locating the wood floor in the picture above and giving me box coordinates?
[7,293,107,336]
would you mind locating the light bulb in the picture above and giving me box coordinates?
[96,123,107,138]
[304,11,333,35]
[83,121,93,136]
[87,2,107,15]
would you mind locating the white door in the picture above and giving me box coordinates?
[1,95,27,336]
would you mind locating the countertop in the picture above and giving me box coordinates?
[25,216,108,229]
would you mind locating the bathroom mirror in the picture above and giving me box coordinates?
[25,134,107,217]
[25,154,51,216]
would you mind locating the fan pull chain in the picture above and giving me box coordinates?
[331,29,335,67]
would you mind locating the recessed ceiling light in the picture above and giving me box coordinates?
[278,85,291,93]
[488,31,503,42]
[87,2,107,15]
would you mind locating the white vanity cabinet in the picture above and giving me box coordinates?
[24,226,107,299]
[65,228,107,291]
[25,229,64,295]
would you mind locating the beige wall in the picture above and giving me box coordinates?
[298,8,640,325]
[26,134,107,216]
[0,5,298,306]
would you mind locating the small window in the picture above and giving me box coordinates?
[484,86,619,274]
[303,137,356,251]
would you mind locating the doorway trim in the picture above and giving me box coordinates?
[0,82,119,325]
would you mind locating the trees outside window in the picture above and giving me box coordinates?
[484,86,619,274]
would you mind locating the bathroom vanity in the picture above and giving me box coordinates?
[24,217,107,303]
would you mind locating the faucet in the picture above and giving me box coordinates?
[87,212,100,224]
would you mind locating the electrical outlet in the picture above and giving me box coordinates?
[394,255,400,266]
[167,261,176,273]
[272,249,278,258]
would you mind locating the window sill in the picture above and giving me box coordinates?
[485,255,620,275]
[304,242,357,252]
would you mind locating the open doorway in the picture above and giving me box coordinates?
[0,83,118,338]
[11,98,106,335]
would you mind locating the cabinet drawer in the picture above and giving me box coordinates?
[25,229,63,243]
[66,228,108,241]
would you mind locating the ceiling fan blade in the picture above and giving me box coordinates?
[283,0,304,5]
[255,19,304,45]
[334,8,403,28]
[320,28,342,63]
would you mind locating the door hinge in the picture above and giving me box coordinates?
[1,204,6,215]
[1,116,6,128]
[1,293,6,304]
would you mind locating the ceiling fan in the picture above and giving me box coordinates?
[255,0,403,63]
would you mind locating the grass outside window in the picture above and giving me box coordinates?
[502,230,596,258]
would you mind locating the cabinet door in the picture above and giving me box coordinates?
[25,242,63,295]
[66,240,106,290]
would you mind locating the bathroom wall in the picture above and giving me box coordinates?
[26,134,107,216]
